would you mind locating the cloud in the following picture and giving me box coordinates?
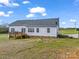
[61,22,66,25]
[29,7,47,16]
[29,7,46,13]
[70,19,77,22]
[0,11,13,17]
[0,12,5,16]
[8,11,13,14]
[22,1,30,4]
[26,14,35,18]
[0,11,9,17]
[4,14,10,17]
[0,0,10,6]
[0,0,19,7]
[11,3,19,7]
[42,13,47,16]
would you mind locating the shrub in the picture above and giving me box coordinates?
[57,34,73,38]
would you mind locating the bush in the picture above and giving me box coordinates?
[0,27,8,34]
[57,34,73,38]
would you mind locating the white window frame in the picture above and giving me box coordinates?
[47,28,50,33]
[28,28,34,32]
[36,28,39,33]
[11,28,15,33]
[21,28,26,33]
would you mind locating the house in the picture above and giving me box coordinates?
[9,18,59,38]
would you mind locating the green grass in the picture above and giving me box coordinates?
[36,38,79,48]
[0,34,79,48]
[59,28,79,34]
[0,34,79,59]
[0,34,8,42]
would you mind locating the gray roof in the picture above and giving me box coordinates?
[9,18,59,27]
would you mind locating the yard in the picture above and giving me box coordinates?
[59,28,79,34]
[0,34,8,42]
[0,34,79,59]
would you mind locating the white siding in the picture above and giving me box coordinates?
[26,27,58,37]
[9,26,58,37]
[9,26,26,32]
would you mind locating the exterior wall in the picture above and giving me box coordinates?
[9,26,26,32]
[9,26,58,37]
[57,26,59,35]
[26,27,58,37]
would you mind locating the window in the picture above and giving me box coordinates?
[56,22,58,25]
[36,28,39,33]
[11,28,15,33]
[21,28,26,33]
[47,28,50,33]
[28,28,34,32]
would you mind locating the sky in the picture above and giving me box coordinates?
[0,0,79,28]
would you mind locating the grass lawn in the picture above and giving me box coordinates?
[0,34,79,48]
[59,28,79,34]
[36,38,79,48]
[0,34,79,59]
[0,34,79,47]
[0,34,9,42]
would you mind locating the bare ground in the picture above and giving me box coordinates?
[0,39,79,59]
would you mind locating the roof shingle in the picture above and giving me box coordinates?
[9,18,59,27]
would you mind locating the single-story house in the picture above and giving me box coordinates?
[9,18,59,37]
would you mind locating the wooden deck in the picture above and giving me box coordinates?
[9,32,29,39]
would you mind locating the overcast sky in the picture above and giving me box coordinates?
[0,0,79,28]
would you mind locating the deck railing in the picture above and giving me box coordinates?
[9,32,28,39]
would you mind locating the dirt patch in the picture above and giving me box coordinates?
[0,39,79,59]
